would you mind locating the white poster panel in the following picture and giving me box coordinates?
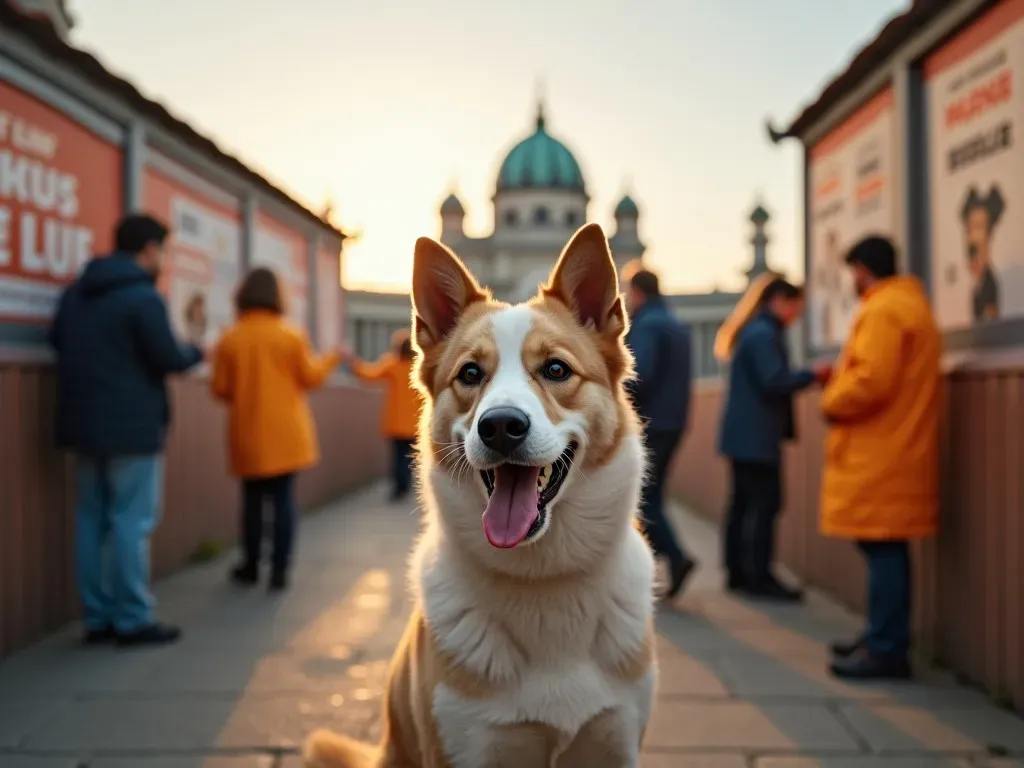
[168,197,241,348]
[252,226,308,332]
[807,90,896,348]
[926,0,1024,330]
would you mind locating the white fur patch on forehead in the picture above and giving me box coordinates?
[489,305,535,362]
[475,306,536,416]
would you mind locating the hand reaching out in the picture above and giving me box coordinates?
[812,362,833,386]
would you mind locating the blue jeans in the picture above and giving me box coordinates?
[858,540,911,660]
[241,473,296,574]
[639,428,688,567]
[75,455,163,634]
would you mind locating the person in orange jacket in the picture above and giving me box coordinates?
[818,236,941,681]
[343,329,421,501]
[210,267,340,591]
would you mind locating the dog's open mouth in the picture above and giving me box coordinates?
[479,442,577,549]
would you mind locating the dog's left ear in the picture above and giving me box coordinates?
[411,237,486,350]
[543,223,626,336]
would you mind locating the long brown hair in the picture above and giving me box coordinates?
[235,267,287,316]
[713,273,802,362]
[391,328,414,361]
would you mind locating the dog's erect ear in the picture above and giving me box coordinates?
[543,223,625,335]
[411,237,486,348]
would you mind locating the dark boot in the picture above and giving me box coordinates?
[82,626,118,646]
[230,562,258,586]
[116,622,181,648]
[269,570,288,592]
[830,636,865,658]
[726,572,749,593]
[830,652,911,680]
[664,557,697,600]
[745,573,803,603]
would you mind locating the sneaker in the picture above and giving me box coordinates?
[830,636,865,658]
[269,571,288,592]
[82,626,118,646]
[830,651,911,680]
[116,623,182,647]
[230,563,259,586]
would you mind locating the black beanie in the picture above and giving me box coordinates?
[844,236,897,279]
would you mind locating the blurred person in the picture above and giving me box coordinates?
[50,214,203,647]
[211,267,340,591]
[821,236,940,680]
[622,262,696,599]
[715,274,830,602]
[342,330,420,502]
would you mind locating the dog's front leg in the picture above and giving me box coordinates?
[554,708,642,768]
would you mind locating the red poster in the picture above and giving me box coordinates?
[143,166,243,347]
[0,80,123,322]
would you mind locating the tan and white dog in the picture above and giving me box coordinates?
[305,223,656,767]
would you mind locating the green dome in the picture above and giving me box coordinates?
[615,194,639,218]
[496,104,585,194]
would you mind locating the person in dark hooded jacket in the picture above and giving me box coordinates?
[50,214,203,647]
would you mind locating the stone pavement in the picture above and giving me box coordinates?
[0,484,1021,768]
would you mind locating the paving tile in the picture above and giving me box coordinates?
[708,649,837,699]
[18,689,384,754]
[841,703,1024,754]
[756,758,973,767]
[655,638,730,697]
[729,627,833,661]
[0,697,72,749]
[642,755,747,768]
[645,700,857,751]
[5,495,1021,768]
[91,757,279,767]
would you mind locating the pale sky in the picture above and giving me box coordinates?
[70,0,908,295]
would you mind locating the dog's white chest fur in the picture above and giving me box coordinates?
[415,524,656,767]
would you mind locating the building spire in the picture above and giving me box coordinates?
[535,77,546,131]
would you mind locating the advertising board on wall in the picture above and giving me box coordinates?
[807,88,895,349]
[316,244,342,352]
[0,80,122,322]
[144,167,242,348]
[926,0,1024,331]
[252,215,309,333]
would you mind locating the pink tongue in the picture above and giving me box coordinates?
[482,465,541,548]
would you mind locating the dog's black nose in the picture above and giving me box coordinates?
[477,407,530,456]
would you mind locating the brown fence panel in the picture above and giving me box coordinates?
[671,369,1024,713]
[0,363,387,660]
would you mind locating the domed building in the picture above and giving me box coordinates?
[347,105,781,381]
[437,101,645,302]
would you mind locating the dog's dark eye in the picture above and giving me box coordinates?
[456,362,484,386]
[541,359,572,382]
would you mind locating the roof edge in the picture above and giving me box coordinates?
[776,0,949,141]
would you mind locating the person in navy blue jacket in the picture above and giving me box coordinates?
[50,214,203,648]
[624,265,695,600]
[715,274,829,602]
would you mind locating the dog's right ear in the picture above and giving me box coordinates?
[411,237,486,349]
